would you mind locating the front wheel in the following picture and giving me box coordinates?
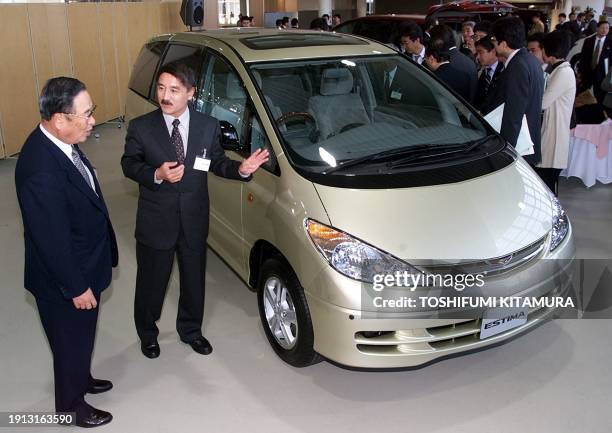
[257,257,321,367]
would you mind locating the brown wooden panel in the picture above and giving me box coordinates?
[0,5,40,156]
[112,3,130,116]
[127,3,150,70]
[28,4,73,95]
[165,2,187,33]
[98,3,120,119]
[67,4,108,122]
[146,2,161,38]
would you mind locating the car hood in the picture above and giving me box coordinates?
[313,159,553,261]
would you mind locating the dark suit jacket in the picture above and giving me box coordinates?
[579,35,612,100]
[15,127,118,303]
[474,62,504,110]
[449,48,478,103]
[481,48,544,165]
[434,63,472,102]
[121,107,249,251]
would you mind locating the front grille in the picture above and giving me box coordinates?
[419,234,548,278]
[355,288,559,356]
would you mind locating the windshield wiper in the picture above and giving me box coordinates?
[323,137,495,174]
[386,135,497,169]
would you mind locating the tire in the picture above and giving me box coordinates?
[257,257,321,367]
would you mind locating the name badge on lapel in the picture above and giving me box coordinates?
[194,148,211,172]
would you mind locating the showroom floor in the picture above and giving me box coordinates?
[1,123,611,433]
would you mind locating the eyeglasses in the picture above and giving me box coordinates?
[65,105,96,120]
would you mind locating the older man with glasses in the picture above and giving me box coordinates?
[14,77,118,428]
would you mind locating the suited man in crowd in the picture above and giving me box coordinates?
[579,20,611,106]
[429,24,478,103]
[474,36,504,110]
[121,62,269,359]
[400,22,426,65]
[482,16,544,165]
[15,77,118,428]
[425,43,472,102]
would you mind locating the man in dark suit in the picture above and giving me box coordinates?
[121,62,269,359]
[429,24,478,104]
[474,36,504,110]
[481,16,544,165]
[579,20,611,105]
[425,44,472,102]
[15,77,118,428]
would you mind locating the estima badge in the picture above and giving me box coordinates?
[480,307,529,339]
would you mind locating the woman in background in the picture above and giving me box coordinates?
[537,31,576,195]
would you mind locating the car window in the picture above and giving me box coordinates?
[333,20,358,34]
[154,44,204,101]
[357,20,394,44]
[251,55,491,173]
[196,52,248,139]
[249,114,277,173]
[128,40,168,100]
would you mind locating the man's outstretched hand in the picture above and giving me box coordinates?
[239,148,270,176]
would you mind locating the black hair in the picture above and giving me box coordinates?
[425,39,450,62]
[333,13,341,19]
[559,13,567,18]
[577,12,585,19]
[290,18,298,26]
[39,76,86,121]
[310,17,326,30]
[429,24,456,50]
[399,21,423,43]
[474,20,492,35]
[276,18,282,26]
[527,32,545,47]
[157,62,196,89]
[492,16,526,50]
[598,20,610,28]
[475,36,495,51]
[542,30,572,59]
[282,16,289,25]
[322,14,329,19]
[424,16,437,31]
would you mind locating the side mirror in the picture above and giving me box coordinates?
[219,120,247,152]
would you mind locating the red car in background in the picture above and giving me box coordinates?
[332,14,426,49]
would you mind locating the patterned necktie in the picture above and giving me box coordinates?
[485,67,493,86]
[171,118,185,164]
[71,146,94,190]
[592,39,601,70]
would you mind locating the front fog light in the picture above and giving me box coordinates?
[305,219,418,283]
[550,196,569,252]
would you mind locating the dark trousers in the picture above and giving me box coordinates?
[534,167,562,196]
[134,228,206,344]
[36,296,98,418]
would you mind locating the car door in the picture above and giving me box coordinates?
[196,50,248,275]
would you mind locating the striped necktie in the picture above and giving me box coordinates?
[71,146,94,190]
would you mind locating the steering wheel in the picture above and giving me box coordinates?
[339,122,365,133]
[276,112,319,143]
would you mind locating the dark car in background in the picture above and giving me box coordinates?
[332,14,425,49]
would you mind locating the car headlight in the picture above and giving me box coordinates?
[305,219,418,283]
[550,195,569,252]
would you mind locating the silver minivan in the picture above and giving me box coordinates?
[126,29,575,368]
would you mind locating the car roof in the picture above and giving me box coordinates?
[334,14,426,26]
[158,29,396,63]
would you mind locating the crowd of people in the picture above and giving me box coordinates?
[236,12,342,30]
[396,12,610,195]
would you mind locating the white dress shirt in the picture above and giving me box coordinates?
[412,46,426,65]
[39,124,96,192]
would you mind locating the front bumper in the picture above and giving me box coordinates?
[305,228,576,369]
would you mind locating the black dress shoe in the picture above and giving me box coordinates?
[185,337,213,355]
[75,408,112,428]
[141,341,160,359]
[87,378,113,394]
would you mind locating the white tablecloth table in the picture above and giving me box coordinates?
[560,121,612,188]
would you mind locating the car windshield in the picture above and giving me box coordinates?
[250,55,492,174]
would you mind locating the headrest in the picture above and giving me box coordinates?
[226,73,246,99]
[320,68,354,96]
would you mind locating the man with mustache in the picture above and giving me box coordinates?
[121,62,269,359]
[15,77,118,428]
